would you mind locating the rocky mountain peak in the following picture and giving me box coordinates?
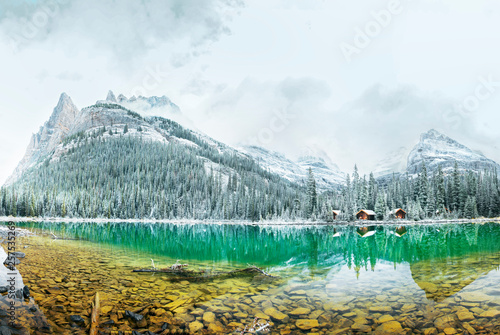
[407,129,498,175]
[106,90,117,102]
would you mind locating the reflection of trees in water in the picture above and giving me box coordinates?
[13,222,500,272]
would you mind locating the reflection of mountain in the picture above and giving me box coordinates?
[410,254,500,302]
[14,222,500,272]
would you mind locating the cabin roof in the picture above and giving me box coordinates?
[389,208,406,214]
[356,209,376,216]
[332,210,341,215]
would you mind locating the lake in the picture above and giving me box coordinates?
[1,221,500,334]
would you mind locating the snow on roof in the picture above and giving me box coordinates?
[357,210,376,216]
[332,210,341,215]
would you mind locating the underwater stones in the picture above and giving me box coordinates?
[69,315,85,324]
[233,312,248,319]
[460,292,490,303]
[3,255,20,266]
[423,328,438,335]
[125,310,144,322]
[478,309,500,318]
[207,323,225,333]
[417,282,438,293]
[456,310,474,322]
[309,310,324,319]
[289,307,311,315]
[10,251,25,258]
[264,307,288,322]
[369,306,392,313]
[208,305,232,314]
[443,328,457,335]
[203,311,216,323]
[255,312,270,320]
[462,323,476,335]
[328,327,350,335]
[22,285,30,299]
[295,319,318,330]
[400,303,416,312]
[376,295,388,301]
[166,298,190,311]
[331,305,350,313]
[154,308,167,316]
[351,323,371,332]
[373,321,403,334]
[378,315,395,323]
[434,315,455,330]
[251,295,268,303]
[189,321,203,333]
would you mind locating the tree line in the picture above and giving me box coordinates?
[1,122,499,221]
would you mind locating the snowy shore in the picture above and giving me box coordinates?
[0,216,499,226]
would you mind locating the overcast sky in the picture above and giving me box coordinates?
[1,0,500,184]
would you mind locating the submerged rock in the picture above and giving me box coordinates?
[189,321,203,333]
[479,309,500,318]
[434,315,455,330]
[10,252,25,258]
[264,307,288,322]
[296,319,319,330]
[125,310,144,322]
[456,310,474,322]
[69,315,85,324]
[373,321,403,334]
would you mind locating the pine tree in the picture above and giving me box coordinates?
[306,168,317,218]
[374,193,386,220]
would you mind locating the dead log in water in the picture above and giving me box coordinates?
[132,264,278,281]
[89,292,100,335]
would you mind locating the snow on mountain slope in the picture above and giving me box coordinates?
[97,90,181,119]
[6,93,81,185]
[240,145,345,190]
[406,129,500,175]
[372,146,408,178]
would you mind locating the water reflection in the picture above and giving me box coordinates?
[2,221,500,334]
[10,222,500,302]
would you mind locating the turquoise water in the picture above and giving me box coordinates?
[2,221,500,334]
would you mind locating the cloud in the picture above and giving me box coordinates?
[0,0,243,61]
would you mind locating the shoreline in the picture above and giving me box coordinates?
[1,216,499,226]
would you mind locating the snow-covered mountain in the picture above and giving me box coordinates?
[6,93,80,185]
[6,92,347,192]
[97,90,181,119]
[372,146,408,179]
[406,129,500,176]
[240,146,345,191]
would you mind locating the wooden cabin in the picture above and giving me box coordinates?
[356,209,376,220]
[332,210,341,220]
[389,208,406,219]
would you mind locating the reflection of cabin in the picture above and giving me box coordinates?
[332,210,341,220]
[389,208,406,219]
[395,226,407,237]
[356,210,376,220]
[357,226,376,237]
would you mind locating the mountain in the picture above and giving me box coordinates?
[102,90,181,118]
[240,146,344,191]
[6,93,80,185]
[2,92,331,220]
[407,129,500,176]
[372,146,408,179]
